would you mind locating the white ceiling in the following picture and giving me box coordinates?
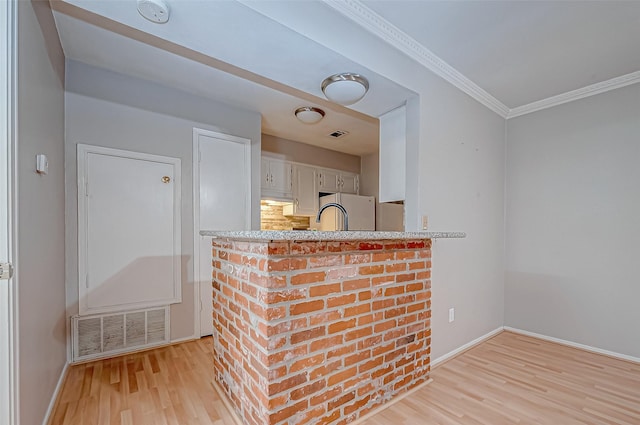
[51,0,640,155]
[361,0,640,109]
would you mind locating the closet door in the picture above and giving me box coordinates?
[78,145,181,315]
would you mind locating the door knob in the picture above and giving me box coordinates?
[162,176,171,183]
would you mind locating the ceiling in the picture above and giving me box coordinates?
[361,0,640,109]
[51,0,640,155]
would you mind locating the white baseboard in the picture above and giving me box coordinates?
[42,361,69,425]
[431,326,503,368]
[504,327,640,364]
[170,335,199,344]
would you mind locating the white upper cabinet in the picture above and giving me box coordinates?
[340,172,359,194]
[318,167,359,194]
[379,105,406,202]
[261,157,292,199]
[317,168,340,193]
[284,164,317,216]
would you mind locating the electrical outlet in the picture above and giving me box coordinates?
[421,215,428,230]
[448,307,455,323]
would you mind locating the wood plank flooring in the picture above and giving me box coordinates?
[49,338,237,425]
[361,332,640,425]
[49,331,640,425]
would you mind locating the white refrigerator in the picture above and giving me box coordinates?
[319,193,375,231]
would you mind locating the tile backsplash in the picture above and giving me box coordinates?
[260,200,310,230]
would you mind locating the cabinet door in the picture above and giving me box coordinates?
[293,164,317,215]
[261,158,292,199]
[340,173,359,194]
[318,168,340,193]
[261,158,271,191]
[269,159,292,196]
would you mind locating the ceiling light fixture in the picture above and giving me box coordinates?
[137,0,170,24]
[294,107,325,124]
[321,73,369,105]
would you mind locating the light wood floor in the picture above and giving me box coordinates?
[361,332,640,425]
[50,331,640,425]
[49,338,237,425]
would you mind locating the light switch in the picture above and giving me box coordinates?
[36,154,48,174]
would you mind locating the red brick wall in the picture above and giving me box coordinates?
[211,239,432,425]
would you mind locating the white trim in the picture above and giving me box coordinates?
[504,327,640,364]
[507,71,640,118]
[350,378,433,425]
[323,0,510,118]
[192,131,201,339]
[192,128,252,338]
[169,335,198,345]
[77,144,182,315]
[431,327,503,368]
[0,0,19,423]
[42,362,69,425]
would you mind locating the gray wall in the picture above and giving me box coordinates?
[17,1,67,423]
[505,84,640,357]
[65,61,261,341]
[262,134,361,174]
[359,152,379,198]
[415,78,506,360]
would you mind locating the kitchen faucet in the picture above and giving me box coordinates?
[316,202,349,231]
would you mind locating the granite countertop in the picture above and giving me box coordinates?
[200,230,466,241]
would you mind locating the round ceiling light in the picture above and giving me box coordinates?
[137,0,170,23]
[321,73,369,105]
[295,107,325,124]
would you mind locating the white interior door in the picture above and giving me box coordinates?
[0,1,16,423]
[78,145,181,315]
[194,129,250,337]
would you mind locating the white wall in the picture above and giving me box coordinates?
[505,84,640,357]
[65,61,261,342]
[247,3,507,360]
[16,1,66,423]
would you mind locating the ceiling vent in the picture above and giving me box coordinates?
[328,130,349,138]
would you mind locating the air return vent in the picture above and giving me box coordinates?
[71,306,169,363]
[328,130,349,138]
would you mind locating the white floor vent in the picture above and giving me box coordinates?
[71,306,170,363]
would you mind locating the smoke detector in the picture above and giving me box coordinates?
[137,0,170,23]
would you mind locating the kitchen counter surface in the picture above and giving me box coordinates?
[200,230,466,241]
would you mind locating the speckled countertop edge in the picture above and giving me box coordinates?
[199,230,466,241]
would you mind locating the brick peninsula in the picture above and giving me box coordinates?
[200,230,465,425]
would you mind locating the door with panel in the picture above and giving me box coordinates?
[196,129,251,336]
[78,145,182,315]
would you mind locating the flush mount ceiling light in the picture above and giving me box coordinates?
[137,0,170,23]
[321,73,369,105]
[294,107,325,124]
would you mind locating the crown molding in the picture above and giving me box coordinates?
[323,0,510,118]
[507,70,640,119]
[324,0,640,121]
